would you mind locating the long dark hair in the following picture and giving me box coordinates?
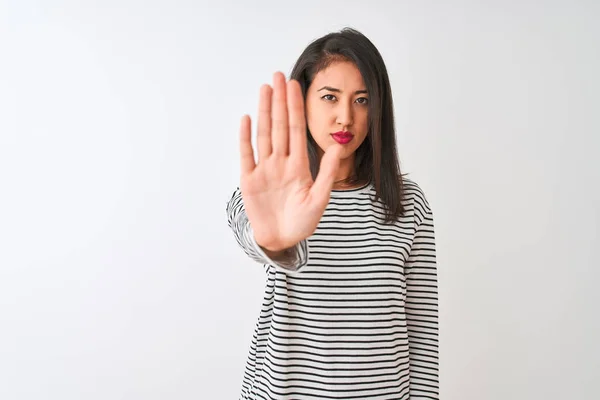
[289,27,406,223]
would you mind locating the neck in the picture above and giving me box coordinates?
[332,154,361,189]
[334,158,355,183]
[316,148,360,189]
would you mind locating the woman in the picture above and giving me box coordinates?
[226,27,438,400]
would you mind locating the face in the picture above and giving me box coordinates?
[305,61,369,162]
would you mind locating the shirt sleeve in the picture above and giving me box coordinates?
[225,187,309,272]
[405,202,439,399]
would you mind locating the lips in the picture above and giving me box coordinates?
[331,131,354,144]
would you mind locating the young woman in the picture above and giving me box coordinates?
[226,27,438,400]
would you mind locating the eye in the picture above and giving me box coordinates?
[356,97,369,105]
[321,94,336,101]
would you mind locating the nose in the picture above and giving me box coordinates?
[336,102,353,129]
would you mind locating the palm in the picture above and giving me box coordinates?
[238,72,343,252]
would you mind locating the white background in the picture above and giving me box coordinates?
[1,0,598,399]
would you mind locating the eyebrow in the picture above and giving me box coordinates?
[317,86,368,95]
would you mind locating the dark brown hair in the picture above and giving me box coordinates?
[289,27,405,223]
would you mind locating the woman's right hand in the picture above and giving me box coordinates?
[238,72,343,253]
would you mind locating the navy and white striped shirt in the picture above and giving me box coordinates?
[226,178,438,400]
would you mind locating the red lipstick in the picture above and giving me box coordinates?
[331,131,354,144]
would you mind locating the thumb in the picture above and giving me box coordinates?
[310,144,343,201]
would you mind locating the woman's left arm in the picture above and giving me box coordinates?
[405,203,439,399]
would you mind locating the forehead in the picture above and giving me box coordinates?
[311,61,366,89]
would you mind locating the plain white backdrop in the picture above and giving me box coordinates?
[1,0,598,399]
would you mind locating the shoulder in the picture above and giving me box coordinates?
[400,175,433,223]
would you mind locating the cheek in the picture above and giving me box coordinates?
[356,111,369,134]
[306,110,326,133]
[306,116,316,137]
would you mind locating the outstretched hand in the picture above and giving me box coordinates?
[239,72,343,252]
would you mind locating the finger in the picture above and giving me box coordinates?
[257,84,272,162]
[239,115,256,175]
[287,79,308,162]
[310,144,343,202]
[271,72,289,156]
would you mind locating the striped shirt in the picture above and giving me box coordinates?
[226,178,438,400]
